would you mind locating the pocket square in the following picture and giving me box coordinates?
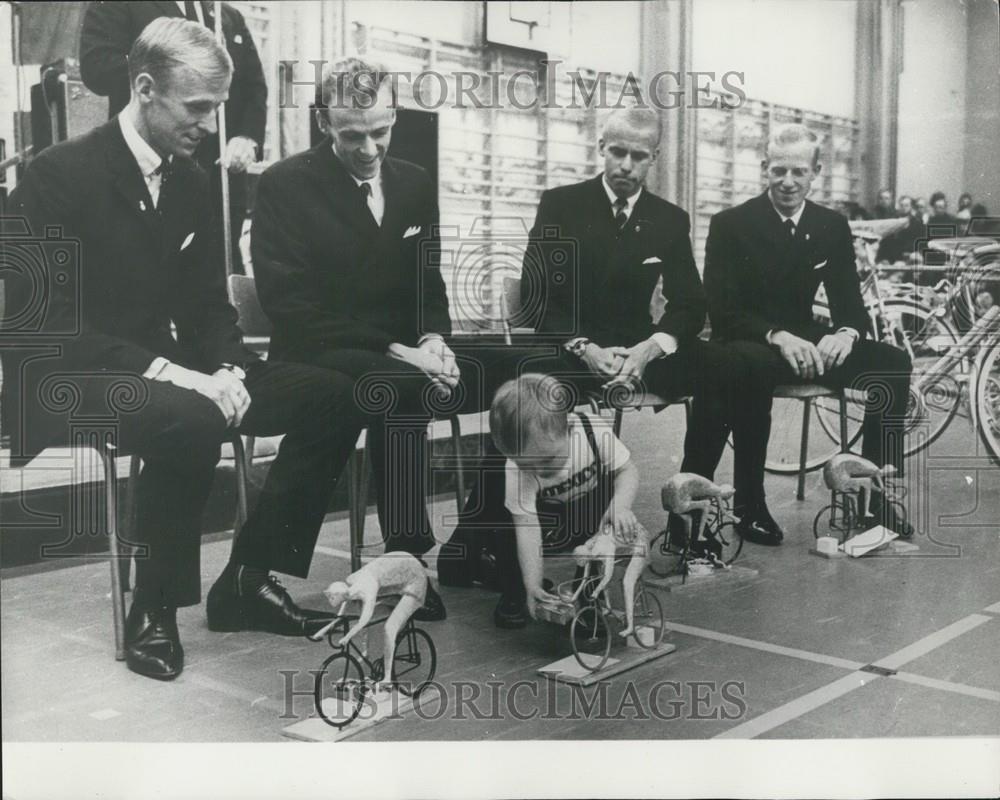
[403,225,422,239]
[813,260,828,270]
[643,256,663,265]
[180,232,195,251]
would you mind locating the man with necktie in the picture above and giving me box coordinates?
[703,123,914,542]
[251,58,456,621]
[4,19,366,681]
[80,0,267,270]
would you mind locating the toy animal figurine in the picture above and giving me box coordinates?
[322,552,427,690]
[571,523,649,638]
[823,454,894,519]
[661,473,736,550]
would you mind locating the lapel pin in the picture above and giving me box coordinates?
[805,233,810,241]
[635,225,641,232]
[234,34,243,44]
[139,200,147,211]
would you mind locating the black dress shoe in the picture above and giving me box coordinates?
[206,564,335,637]
[869,495,914,538]
[737,505,784,547]
[414,582,447,622]
[125,603,183,681]
[494,592,528,629]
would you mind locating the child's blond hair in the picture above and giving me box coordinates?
[489,373,570,458]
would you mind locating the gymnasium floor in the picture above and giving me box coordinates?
[2,405,998,743]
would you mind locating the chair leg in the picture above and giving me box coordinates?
[347,433,370,572]
[797,398,812,501]
[101,447,127,662]
[448,415,466,511]
[613,408,624,437]
[232,435,249,536]
[683,397,693,426]
[119,455,141,594]
[838,393,849,453]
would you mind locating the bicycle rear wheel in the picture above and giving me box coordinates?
[972,343,1000,466]
[630,586,665,649]
[570,605,612,673]
[392,626,437,698]
[710,522,743,565]
[647,526,686,578]
[314,651,368,729]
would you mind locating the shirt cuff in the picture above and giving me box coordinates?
[220,363,247,381]
[143,357,170,380]
[836,327,860,342]
[648,333,679,357]
[417,333,444,346]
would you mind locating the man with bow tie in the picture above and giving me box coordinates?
[251,58,455,621]
[703,123,914,542]
[3,19,375,681]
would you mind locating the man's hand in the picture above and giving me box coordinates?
[770,330,825,379]
[601,508,639,545]
[387,342,454,396]
[219,136,258,174]
[816,330,856,371]
[601,339,661,389]
[579,342,626,379]
[525,583,561,620]
[157,364,251,427]
[417,337,461,388]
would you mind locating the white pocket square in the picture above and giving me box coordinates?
[403,225,422,239]
[180,232,195,251]
[813,260,828,270]
[643,256,663,265]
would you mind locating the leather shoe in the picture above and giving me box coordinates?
[125,602,183,681]
[206,564,335,637]
[737,505,784,547]
[414,582,447,621]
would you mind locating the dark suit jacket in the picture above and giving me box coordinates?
[250,142,451,361]
[2,118,253,462]
[79,0,267,169]
[703,192,868,345]
[524,175,706,346]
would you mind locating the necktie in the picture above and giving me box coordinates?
[184,0,200,23]
[359,180,378,225]
[784,218,796,240]
[154,158,172,210]
[613,197,628,231]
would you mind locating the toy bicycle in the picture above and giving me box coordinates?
[813,455,908,543]
[648,492,743,581]
[537,556,666,674]
[309,598,436,729]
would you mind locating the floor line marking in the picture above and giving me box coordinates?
[714,672,875,739]
[313,545,440,580]
[891,671,1000,703]
[871,614,992,670]
[982,600,1000,614]
[665,621,865,671]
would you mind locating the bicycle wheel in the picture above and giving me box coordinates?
[646,527,686,578]
[972,343,1000,466]
[812,497,856,541]
[314,651,368,729]
[392,626,437,698]
[630,586,665,649]
[710,522,743,565]
[817,300,966,459]
[570,605,612,673]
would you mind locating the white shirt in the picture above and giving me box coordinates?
[118,112,168,209]
[175,0,205,24]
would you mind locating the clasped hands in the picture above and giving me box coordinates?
[387,337,461,396]
[158,364,251,427]
[770,330,855,379]
[580,340,663,389]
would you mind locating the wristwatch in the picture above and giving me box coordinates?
[220,363,247,381]
[565,338,590,357]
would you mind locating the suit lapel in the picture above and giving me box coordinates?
[103,121,162,241]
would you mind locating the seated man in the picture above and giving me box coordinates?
[250,57,458,620]
[703,123,914,542]
[3,19,364,681]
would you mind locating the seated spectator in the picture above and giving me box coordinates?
[914,197,929,224]
[927,191,959,229]
[487,374,641,629]
[956,193,974,220]
[873,188,896,219]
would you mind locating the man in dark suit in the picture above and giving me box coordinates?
[704,123,914,542]
[80,0,267,269]
[473,107,767,626]
[3,19,363,681]
[251,58,456,620]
